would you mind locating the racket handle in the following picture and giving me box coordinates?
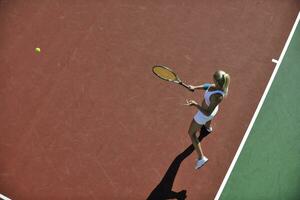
[180,82,194,92]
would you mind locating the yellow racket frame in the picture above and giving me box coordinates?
[152,65,194,91]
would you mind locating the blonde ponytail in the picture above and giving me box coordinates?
[214,70,230,96]
[222,73,230,96]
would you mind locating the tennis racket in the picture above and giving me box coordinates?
[152,65,194,92]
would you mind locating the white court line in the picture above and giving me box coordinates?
[272,58,278,64]
[214,11,300,200]
[0,194,11,200]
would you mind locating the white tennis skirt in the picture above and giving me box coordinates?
[193,106,219,125]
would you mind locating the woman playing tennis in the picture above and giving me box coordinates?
[184,70,230,169]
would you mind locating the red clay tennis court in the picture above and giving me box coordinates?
[0,1,299,199]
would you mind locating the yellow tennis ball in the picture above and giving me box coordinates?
[35,47,41,53]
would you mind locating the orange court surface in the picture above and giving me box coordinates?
[0,1,299,199]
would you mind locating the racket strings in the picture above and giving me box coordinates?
[153,66,177,81]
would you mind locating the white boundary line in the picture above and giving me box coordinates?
[271,58,278,64]
[0,193,11,200]
[214,11,300,200]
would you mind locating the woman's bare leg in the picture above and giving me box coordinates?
[205,120,211,129]
[188,119,204,159]
[204,120,212,132]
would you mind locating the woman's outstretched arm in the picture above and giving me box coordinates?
[188,83,213,91]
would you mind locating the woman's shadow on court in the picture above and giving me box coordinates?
[147,126,210,200]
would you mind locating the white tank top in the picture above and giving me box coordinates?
[204,86,225,106]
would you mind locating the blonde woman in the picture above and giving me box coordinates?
[184,70,230,169]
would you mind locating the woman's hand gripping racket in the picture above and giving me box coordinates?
[152,65,194,92]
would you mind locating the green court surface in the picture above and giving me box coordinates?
[218,14,300,200]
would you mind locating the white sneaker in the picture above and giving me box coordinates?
[195,156,208,169]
